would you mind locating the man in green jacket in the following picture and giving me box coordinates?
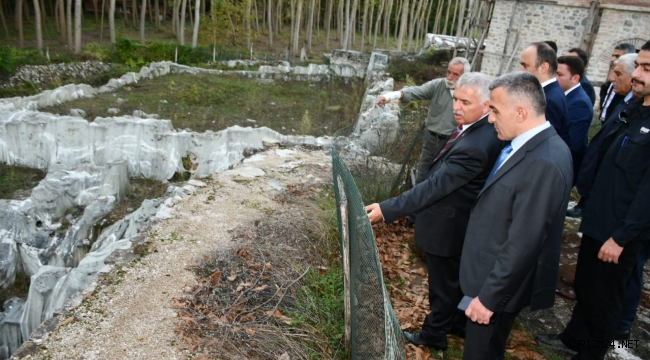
[377,57,470,183]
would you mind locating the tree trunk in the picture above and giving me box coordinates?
[191,0,200,47]
[179,0,187,44]
[24,0,31,24]
[289,0,295,52]
[253,0,259,34]
[100,0,104,44]
[245,0,251,50]
[16,0,24,47]
[58,0,65,40]
[172,0,178,35]
[109,0,115,42]
[359,0,367,52]
[131,0,137,27]
[306,0,314,51]
[275,0,281,34]
[396,0,408,51]
[122,0,127,27]
[140,0,146,44]
[66,0,72,49]
[373,0,384,49]
[324,0,332,49]
[93,0,99,23]
[366,0,373,44]
[337,0,343,42]
[33,0,43,54]
[433,0,444,34]
[155,0,159,27]
[292,0,303,55]
[40,0,47,28]
[342,0,350,49]
[382,0,393,48]
[267,0,273,48]
[450,0,460,37]
[443,0,452,35]
[1,0,10,39]
[406,0,419,52]
[393,0,402,40]
[74,0,81,53]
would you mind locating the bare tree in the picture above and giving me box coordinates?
[292,0,303,55]
[66,0,72,49]
[341,0,350,49]
[396,0,408,51]
[324,0,332,48]
[337,0,343,43]
[140,0,147,44]
[373,0,384,49]
[1,0,10,39]
[382,0,393,48]
[172,0,179,35]
[406,0,420,51]
[267,0,273,48]
[122,0,128,27]
[57,0,65,40]
[155,0,160,28]
[191,0,200,47]
[109,0,116,42]
[74,0,81,53]
[179,0,187,44]
[33,0,43,54]
[306,0,315,51]
[14,0,24,47]
[359,0,368,52]
[245,0,252,50]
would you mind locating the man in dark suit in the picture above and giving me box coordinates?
[565,47,596,105]
[599,43,637,123]
[459,72,573,359]
[536,39,650,360]
[556,55,594,185]
[519,42,569,141]
[567,53,638,218]
[366,72,503,351]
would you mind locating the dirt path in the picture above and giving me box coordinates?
[17,146,331,360]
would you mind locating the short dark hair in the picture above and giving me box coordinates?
[567,47,589,66]
[558,55,585,80]
[489,72,547,117]
[642,40,650,52]
[544,41,558,53]
[614,43,637,54]
[532,42,558,75]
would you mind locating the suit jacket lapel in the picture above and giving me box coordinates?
[478,127,557,196]
[432,114,490,166]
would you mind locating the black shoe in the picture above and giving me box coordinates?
[615,329,631,341]
[403,331,448,351]
[535,334,577,354]
[566,206,583,218]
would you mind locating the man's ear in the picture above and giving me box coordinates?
[572,74,581,85]
[482,101,491,114]
[539,61,550,75]
[516,106,528,123]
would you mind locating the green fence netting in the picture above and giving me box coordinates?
[331,103,426,359]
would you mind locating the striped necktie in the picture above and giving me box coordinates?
[434,125,463,162]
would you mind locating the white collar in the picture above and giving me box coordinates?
[541,77,557,88]
[564,83,581,95]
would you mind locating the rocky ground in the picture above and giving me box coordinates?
[11,145,332,360]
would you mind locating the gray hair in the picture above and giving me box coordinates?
[449,57,471,74]
[614,43,637,54]
[456,72,491,103]
[614,53,638,75]
[489,72,546,117]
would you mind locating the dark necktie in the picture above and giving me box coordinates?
[600,85,615,121]
[434,125,463,162]
[485,144,513,185]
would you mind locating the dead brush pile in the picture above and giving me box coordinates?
[171,183,344,359]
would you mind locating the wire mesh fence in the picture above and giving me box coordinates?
[331,103,426,359]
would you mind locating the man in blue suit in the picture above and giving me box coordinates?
[556,56,594,185]
[565,48,596,106]
[520,42,568,141]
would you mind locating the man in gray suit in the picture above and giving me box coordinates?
[377,57,470,184]
[459,72,573,359]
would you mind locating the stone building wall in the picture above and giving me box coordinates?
[479,0,650,84]
[480,0,590,77]
[587,4,650,83]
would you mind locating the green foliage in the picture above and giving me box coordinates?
[388,50,452,84]
[0,163,46,199]
[300,110,312,134]
[82,42,108,60]
[0,46,48,77]
[108,38,215,67]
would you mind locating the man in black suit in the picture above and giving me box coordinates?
[519,42,569,141]
[536,39,650,360]
[459,72,573,359]
[565,47,596,106]
[556,55,594,185]
[366,72,503,351]
[599,43,637,123]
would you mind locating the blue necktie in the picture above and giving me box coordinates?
[485,144,513,184]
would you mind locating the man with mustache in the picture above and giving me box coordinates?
[537,39,650,360]
[376,57,470,185]
[367,72,503,351]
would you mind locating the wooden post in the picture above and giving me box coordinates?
[337,175,351,354]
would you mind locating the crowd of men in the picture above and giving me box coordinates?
[366,39,650,359]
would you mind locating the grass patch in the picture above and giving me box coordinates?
[40,73,365,137]
[0,163,46,199]
[0,272,31,304]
